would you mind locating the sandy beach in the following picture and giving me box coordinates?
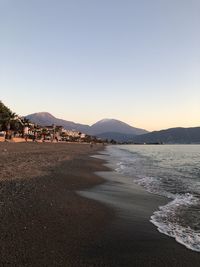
[0,142,200,266]
[0,142,113,266]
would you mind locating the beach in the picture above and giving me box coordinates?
[0,142,113,266]
[0,142,200,266]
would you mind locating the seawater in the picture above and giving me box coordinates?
[105,144,200,252]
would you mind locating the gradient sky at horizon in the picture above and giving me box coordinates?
[1,0,200,131]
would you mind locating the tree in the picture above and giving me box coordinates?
[0,101,16,139]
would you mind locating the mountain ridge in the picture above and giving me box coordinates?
[26,112,91,133]
[26,112,200,143]
[90,118,147,135]
[132,126,200,144]
[25,112,148,137]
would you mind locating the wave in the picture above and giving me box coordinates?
[112,147,200,252]
[150,194,200,252]
[128,174,200,252]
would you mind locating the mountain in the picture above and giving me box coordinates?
[90,119,147,136]
[26,112,90,133]
[25,112,200,143]
[96,132,138,142]
[132,127,200,144]
[25,112,148,138]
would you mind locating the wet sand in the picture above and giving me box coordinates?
[0,142,200,266]
[79,164,200,266]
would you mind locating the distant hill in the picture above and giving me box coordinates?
[25,112,148,138]
[26,112,90,133]
[132,127,200,144]
[91,119,147,136]
[96,132,137,142]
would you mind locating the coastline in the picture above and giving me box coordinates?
[1,142,200,266]
[80,151,200,266]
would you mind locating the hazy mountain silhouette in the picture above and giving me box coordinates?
[132,127,200,144]
[25,113,200,143]
[91,119,148,135]
[26,112,90,133]
[25,112,147,137]
[96,132,138,142]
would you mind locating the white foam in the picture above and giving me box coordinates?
[136,176,160,193]
[150,194,200,252]
[135,175,179,199]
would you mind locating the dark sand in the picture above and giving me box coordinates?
[0,142,113,266]
[80,159,200,267]
[0,142,200,266]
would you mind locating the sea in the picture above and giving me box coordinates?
[103,144,200,252]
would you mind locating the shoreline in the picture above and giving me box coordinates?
[80,151,200,266]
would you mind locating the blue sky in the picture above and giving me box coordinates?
[1,0,200,131]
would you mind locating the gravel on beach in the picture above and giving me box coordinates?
[0,142,113,267]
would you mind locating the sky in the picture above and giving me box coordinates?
[0,0,200,131]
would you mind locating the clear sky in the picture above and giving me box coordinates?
[1,0,200,131]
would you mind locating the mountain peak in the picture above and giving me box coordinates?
[29,112,55,119]
[91,118,148,136]
[95,118,116,124]
[25,112,90,132]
